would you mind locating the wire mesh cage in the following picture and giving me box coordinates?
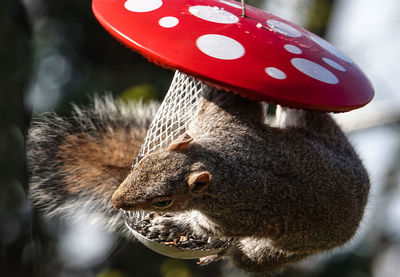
[123,71,207,247]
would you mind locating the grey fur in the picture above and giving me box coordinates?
[112,88,370,272]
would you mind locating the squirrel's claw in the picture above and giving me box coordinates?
[197,245,232,265]
[198,254,220,265]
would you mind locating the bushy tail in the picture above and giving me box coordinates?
[27,95,158,236]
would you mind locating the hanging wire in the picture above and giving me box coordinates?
[241,0,247,17]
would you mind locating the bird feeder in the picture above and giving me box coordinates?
[92,0,373,111]
[92,0,374,259]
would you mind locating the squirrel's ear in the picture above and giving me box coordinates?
[168,133,193,151]
[187,171,210,194]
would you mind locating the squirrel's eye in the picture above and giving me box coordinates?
[153,199,173,208]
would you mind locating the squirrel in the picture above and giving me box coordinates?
[28,89,370,273]
[111,87,370,272]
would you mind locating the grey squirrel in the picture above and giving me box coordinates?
[111,88,370,272]
[28,90,369,273]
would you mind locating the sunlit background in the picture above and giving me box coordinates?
[1,0,400,276]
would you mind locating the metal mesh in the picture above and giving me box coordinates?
[125,70,205,227]
[134,70,205,164]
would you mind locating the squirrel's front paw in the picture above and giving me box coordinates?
[147,214,190,241]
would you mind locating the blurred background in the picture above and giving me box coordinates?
[1,0,399,276]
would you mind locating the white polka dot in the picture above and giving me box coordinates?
[265,67,287,80]
[267,20,302,38]
[323,57,346,72]
[196,34,245,60]
[159,17,179,28]
[219,0,242,9]
[124,0,163,13]
[291,58,339,84]
[284,44,302,54]
[310,35,352,63]
[189,6,239,24]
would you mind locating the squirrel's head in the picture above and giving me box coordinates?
[111,133,211,212]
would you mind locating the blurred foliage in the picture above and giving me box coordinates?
[305,0,335,36]
[0,0,33,277]
[24,0,173,115]
[120,84,159,103]
[96,269,128,277]
[161,259,192,277]
[245,0,264,8]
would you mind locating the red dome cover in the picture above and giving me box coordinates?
[92,0,374,112]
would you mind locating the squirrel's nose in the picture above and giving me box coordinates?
[111,188,125,209]
[111,174,135,210]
